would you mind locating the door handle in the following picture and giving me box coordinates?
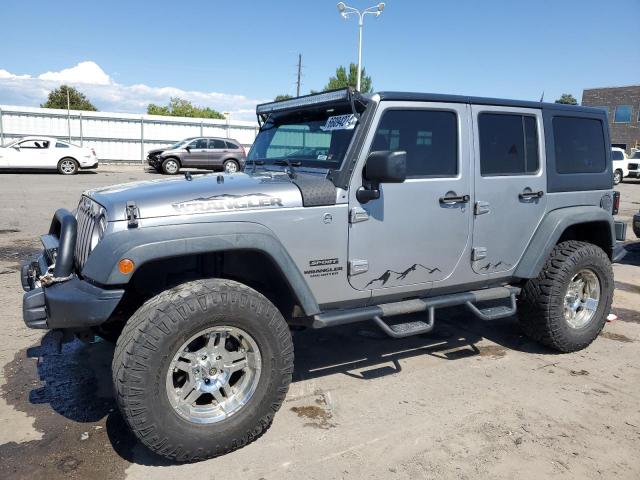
[518,190,544,200]
[439,194,470,205]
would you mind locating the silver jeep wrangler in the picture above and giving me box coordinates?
[21,88,627,461]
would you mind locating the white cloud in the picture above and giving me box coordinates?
[38,61,111,85]
[0,61,264,120]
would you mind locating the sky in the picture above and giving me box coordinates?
[0,0,638,120]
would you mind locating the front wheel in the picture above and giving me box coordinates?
[518,241,614,352]
[161,158,180,175]
[613,169,623,185]
[223,159,239,174]
[112,279,293,462]
[57,157,79,175]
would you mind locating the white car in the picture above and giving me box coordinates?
[0,136,99,175]
[611,147,629,185]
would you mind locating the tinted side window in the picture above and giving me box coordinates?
[225,141,240,149]
[479,113,539,176]
[371,110,458,178]
[612,150,624,161]
[553,117,606,174]
[55,142,69,148]
[209,139,226,149]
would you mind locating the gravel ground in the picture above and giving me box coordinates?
[0,166,639,480]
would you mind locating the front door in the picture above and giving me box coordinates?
[182,138,208,167]
[470,106,547,274]
[348,102,472,293]
[15,139,52,168]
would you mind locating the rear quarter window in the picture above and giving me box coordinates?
[553,117,606,174]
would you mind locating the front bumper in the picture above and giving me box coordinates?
[21,209,124,330]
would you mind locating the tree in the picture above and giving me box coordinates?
[555,93,578,105]
[274,94,293,101]
[323,63,373,93]
[147,97,225,119]
[41,85,97,111]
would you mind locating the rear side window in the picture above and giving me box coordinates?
[478,113,539,176]
[209,139,226,149]
[553,117,605,174]
[225,141,240,149]
[371,109,458,178]
[55,142,69,148]
[612,150,624,161]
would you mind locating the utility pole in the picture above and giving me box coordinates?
[296,53,302,97]
[66,87,72,143]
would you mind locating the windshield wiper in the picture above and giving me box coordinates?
[273,159,301,178]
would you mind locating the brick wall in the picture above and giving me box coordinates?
[582,85,640,153]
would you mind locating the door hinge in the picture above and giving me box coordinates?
[349,259,369,275]
[472,247,487,261]
[350,207,369,224]
[126,201,139,228]
[474,201,490,216]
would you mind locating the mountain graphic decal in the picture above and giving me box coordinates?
[364,263,441,287]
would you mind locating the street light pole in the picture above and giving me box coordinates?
[337,2,385,92]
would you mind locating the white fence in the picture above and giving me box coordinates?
[0,105,259,162]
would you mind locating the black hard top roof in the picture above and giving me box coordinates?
[373,91,603,114]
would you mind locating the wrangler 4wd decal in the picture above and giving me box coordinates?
[304,258,343,278]
[172,193,284,213]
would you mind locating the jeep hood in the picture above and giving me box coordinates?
[85,171,306,221]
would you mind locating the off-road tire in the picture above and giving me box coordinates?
[112,278,294,462]
[161,157,180,175]
[57,157,79,175]
[518,240,613,352]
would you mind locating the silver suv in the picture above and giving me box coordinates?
[147,136,246,174]
[21,88,626,462]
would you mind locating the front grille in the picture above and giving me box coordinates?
[629,163,638,171]
[74,197,102,271]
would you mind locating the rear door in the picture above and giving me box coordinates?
[348,102,472,293]
[206,139,227,168]
[470,106,547,274]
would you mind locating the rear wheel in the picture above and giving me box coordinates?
[112,278,293,462]
[223,159,239,174]
[162,158,180,175]
[57,157,79,175]
[518,241,613,352]
[613,169,623,185]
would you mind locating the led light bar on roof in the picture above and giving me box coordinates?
[256,89,353,115]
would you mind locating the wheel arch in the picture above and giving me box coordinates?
[82,221,320,317]
[514,206,615,279]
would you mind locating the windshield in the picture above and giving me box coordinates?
[631,151,640,159]
[168,138,195,150]
[248,109,357,169]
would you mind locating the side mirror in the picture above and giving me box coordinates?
[13,145,20,151]
[356,150,406,203]
[185,146,191,152]
[364,150,406,183]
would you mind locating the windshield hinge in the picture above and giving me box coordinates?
[126,201,139,228]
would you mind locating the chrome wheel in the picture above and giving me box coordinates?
[613,170,622,185]
[563,268,600,329]
[60,159,77,174]
[166,326,262,424]
[224,160,238,173]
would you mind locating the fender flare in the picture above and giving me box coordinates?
[82,221,320,315]
[514,206,615,279]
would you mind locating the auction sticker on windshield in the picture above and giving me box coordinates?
[322,114,357,131]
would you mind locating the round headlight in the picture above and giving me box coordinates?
[90,212,107,251]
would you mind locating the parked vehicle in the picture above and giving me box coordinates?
[611,147,629,185]
[147,137,246,175]
[0,136,98,174]
[628,150,640,178]
[21,89,626,461]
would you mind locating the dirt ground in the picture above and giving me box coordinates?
[0,166,639,480]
